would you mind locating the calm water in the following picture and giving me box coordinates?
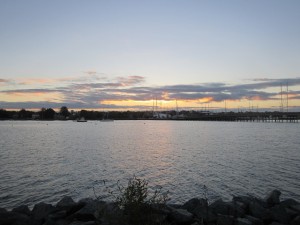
[0,120,299,209]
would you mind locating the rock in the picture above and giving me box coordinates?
[181,199,212,224]
[235,217,253,225]
[48,210,67,220]
[12,205,31,216]
[183,199,216,223]
[169,207,194,224]
[290,216,300,225]
[31,202,55,225]
[168,203,183,209]
[0,211,31,225]
[265,190,281,207]
[190,222,202,225]
[269,222,285,225]
[232,196,254,208]
[270,204,291,224]
[217,214,234,225]
[245,215,263,225]
[148,213,168,225]
[96,202,123,225]
[249,200,272,222]
[56,196,75,208]
[43,218,60,225]
[69,221,96,225]
[290,204,300,213]
[182,198,208,212]
[0,208,7,213]
[286,208,299,219]
[56,196,84,216]
[210,199,230,215]
[279,198,299,208]
[72,200,99,221]
[209,199,245,217]
[78,198,94,205]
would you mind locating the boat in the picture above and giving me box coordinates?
[100,112,114,122]
[100,119,114,122]
[77,117,87,122]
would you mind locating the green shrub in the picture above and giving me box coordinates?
[96,175,170,225]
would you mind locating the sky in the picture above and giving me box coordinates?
[1,0,300,111]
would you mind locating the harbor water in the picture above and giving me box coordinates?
[0,120,299,209]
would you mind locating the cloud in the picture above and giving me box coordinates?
[1,88,63,94]
[0,78,10,83]
[0,78,11,86]
[0,100,151,110]
[116,76,145,86]
[1,76,300,110]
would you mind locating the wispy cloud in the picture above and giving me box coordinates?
[0,78,11,85]
[0,78,10,83]
[1,76,300,109]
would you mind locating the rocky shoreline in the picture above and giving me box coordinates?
[0,190,299,225]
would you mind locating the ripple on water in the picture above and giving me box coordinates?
[0,120,299,209]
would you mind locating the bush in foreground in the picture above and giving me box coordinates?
[96,175,170,225]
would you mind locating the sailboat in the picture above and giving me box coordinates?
[100,112,114,122]
[77,117,87,122]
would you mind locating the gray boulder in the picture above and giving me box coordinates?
[72,200,99,221]
[270,204,291,224]
[0,211,31,225]
[269,222,285,225]
[249,200,272,222]
[183,199,216,223]
[235,217,252,225]
[181,197,213,223]
[265,190,281,207]
[169,207,194,224]
[279,198,299,208]
[56,196,75,208]
[217,214,235,225]
[290,204,300,213]
[69,221,96,225]
[96,202,123,225]
[31,202,55,225]
[286,208,299,219]
[290,216,300,225]
[244,215,263,225]
[0,208,7,213]
[48,210,67,220]
[12,205,31,216]
[210,199,245,217]
[56,196,84,216]
[232,196,254,209]
[182,198,208,212]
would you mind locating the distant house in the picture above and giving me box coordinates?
[153,112,170,119]
[54,114,66,120]
[32,113,40,120]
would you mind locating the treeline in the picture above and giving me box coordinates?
[0,106,153,120]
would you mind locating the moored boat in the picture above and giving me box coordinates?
[77,117,87,122]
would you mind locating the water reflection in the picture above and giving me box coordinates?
[0,120,299,209]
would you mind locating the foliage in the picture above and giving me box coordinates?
[95,175,169,225]
[59,106,70,117]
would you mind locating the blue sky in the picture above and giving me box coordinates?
[0,0,300,110]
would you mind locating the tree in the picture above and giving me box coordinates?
[18,108,33,119]
[59,106,70,118]
[39,108,46,120]
[44,108,56,120]
[0,109,10,119]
